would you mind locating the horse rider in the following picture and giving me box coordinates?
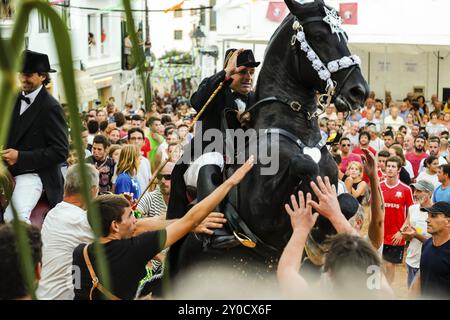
[1,50,69,223]
[168,48,260,249]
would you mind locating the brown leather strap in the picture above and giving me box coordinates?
[82,244,121,300]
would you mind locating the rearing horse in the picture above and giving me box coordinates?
[169,0,369,281]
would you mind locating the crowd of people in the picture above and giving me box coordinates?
[1,49,449,300]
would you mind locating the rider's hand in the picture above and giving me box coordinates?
[227,155,254,186]
[285,191,318,233]
[237,111,251,127]
[224,48,247,78]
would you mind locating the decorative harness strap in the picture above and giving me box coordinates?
[83,244,121,301]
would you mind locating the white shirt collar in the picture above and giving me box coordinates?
[23,85,43,102]
[20,85,43,115]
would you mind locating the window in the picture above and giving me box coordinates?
[39,12,49,33]
[209,0,216,31]
[58,0,71,29]
[100,14,108,56]
[0,0,14,19]
[199,6,206,26]
[88,14,97,57]
[174,30,183,40]
[174,10,182,18]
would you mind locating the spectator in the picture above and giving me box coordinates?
[384,105,405,131]
[127,127,152,193]
[426,112,446,137]
[388,144,413,184]
[403,134,414,154]
[37,164,98,300]
[382,130,395,149]
[0,223,42,300]
[72,158,253,300]
[368,123,385,153]
[418,137,447,173]
[402,180,433,288]
[416,156,440,189]
[147,117,165,170]
[377,150,390,181]
[108,127,121,145]
[338,137,362,175]
[411,202,450,298]
[344,161,367,204]
[277,177,393,299]
[88,32,96,46]
[114,145,141,200]
[96,109,107,123]
[406,135,428,178]
[86,135,115,193]
[380,156,414,284]
[433,164,450,203]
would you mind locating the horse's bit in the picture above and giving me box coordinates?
[290,17,361,111]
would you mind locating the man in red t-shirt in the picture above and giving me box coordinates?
[405,135,428,178]
[352,132,376,183]
[381,156,414,284]
[377,150,390,181]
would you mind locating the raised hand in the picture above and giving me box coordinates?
[285,191,318,232]
[193,212,227,235]
[361,148,377,179]
[224,48,247,78]
[227,155,254,186]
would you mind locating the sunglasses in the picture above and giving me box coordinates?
[158,174,171,181]
[341,144,350,147]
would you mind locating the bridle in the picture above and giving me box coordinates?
[290,15,361,111]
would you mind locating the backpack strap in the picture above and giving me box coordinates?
[83,244,121,300]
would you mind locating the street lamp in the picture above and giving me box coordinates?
[192,25,206,48]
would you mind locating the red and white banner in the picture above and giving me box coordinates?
[339,3,358,25]
[266,2,288,23]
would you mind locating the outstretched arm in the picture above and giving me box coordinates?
[277,191,318,298]
[362,148,384,250]
[308,176,355,234]
[164,156,254,248]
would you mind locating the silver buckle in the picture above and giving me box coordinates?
[290,101,302,112]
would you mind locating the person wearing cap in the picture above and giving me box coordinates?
[402,180,434,288]
[1,50,69,223]
[168,48,261,250]
[410,201,450,298]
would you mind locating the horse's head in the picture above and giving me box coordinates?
[284,0,369,112]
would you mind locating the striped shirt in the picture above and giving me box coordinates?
[137,187,167,218]
[136,187,168,272]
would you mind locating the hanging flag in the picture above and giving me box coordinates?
[164,1,185,13]
[266,2,287,23]
[339,3,358,25]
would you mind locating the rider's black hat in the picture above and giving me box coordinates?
[21,50,56,73]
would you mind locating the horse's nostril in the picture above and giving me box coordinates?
[349,85,366,102]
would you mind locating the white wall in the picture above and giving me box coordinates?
[214,0,450,102]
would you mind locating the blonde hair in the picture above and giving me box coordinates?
[108,144,122,158]
[346,161,363,178]
[116,144,140,176]
[389,144,406,166]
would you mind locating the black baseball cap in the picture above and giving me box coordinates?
[421,202,450,217]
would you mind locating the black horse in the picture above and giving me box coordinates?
[166,0,369,288]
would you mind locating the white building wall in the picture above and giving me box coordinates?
[214,0,450,102]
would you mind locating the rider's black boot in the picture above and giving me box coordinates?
[197,165,239,250]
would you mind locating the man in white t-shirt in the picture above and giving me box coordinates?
[37,164,99,300]
[402,180,433,288]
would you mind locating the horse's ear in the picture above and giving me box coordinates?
[284,0,324,16]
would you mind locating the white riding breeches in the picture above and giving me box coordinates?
[183,152,224,188]
[4,173,43,224]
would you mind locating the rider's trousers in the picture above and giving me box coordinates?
[4,173,43,224]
